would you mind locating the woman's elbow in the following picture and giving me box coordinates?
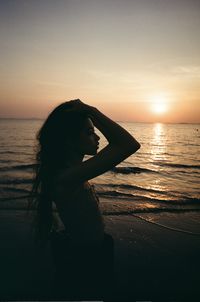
[129,140,141,154]
[136,141,141,149]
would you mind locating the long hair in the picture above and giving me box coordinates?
[29,100,88,244]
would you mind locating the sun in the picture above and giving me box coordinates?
[152,102,167,114]
[150,94,168,114]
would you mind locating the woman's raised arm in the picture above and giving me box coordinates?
[88,106,140,151]
[57,100,140,184]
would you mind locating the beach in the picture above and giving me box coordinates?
[0,209,200,301]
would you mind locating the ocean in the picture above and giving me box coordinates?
[0,118,199,216]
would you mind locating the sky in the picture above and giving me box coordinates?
[0,0,200,123]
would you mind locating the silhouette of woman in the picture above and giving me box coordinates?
[30,99,140,300]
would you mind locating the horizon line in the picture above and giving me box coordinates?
[0,117,199,125]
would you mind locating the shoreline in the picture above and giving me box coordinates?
[0,210,200,301]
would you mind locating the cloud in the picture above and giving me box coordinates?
[171,66,200,78]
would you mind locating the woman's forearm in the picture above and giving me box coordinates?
[88,106,140,150]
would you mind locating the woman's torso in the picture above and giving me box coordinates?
[52,180,105,246]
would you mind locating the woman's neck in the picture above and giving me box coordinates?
[65,152,84,167]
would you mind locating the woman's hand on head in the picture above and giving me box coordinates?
[66,99,93,114]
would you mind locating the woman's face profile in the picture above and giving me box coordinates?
[78,118,100,156]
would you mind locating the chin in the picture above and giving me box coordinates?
[87,149,97,156]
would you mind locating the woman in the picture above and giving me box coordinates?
[30,99,140,300]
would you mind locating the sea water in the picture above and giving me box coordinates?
[0,118,199,215]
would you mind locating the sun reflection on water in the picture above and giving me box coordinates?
[151,123,167,161]
[149,123,168,192]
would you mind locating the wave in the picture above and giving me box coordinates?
[154,162,200,169]
[102,208,200,215]
[0,164,157,175]
[0,178,33,184]
[98,190,200,205]
[1,162,199,174]
[0,194,32,202]
[0,205,199,216]
[98,190,135,198]
[111,166,158,174]
[0,159,12,163]
[0,150,33,155]
[0,179,198,207]
[3,144,33,148]
[96,183,168,194]
[97,183,196,200]
[0,164,36,172]
[3,187,30,194]
[0,151,15,154]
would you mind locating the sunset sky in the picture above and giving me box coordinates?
[0,0,200,123]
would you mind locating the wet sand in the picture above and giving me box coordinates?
[0,210,200,301]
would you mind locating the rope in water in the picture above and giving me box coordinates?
[132,213,200,236]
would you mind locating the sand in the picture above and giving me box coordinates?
[0,209,200,301]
